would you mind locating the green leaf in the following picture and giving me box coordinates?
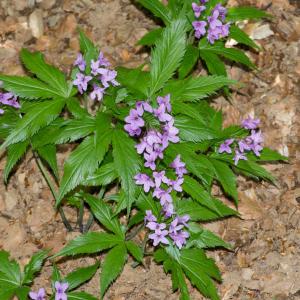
[20,49,69,97]
[79,30,97,54]
[229,25,260,50]
[116,67,149,97]
[65,262,99,290]
[84,194,124,238]
[126,241,143,263]
[83,163,118,186]
[1,98,65,149]
[200,50,227,76]
[179,249,220,300]
[23,250,49,285]
[0,109,19,139]
[199,41,255,69]
[0,75,63,99]
[136,191,161,217]
[51,264,61,284]
[112,129,141,213]
[100,244,127,299]
[183,176,223,216]
[36,144,59,179]
[4,140,29,182]
[187,228,232,250]
[53,232,122,257]
[0,251,21,289]
[58,114,112,204]
[0,288,16,300]
[172,102,206,124]
[227,6,271,21]
[172,263,190,300]
[67,292,98,300]
[137,28,163,46]
[178,45,199,79]
[175,116,218,142]
[15,286,30,300]
[210,158,239,205]
[150,19,186,94]
[137,0,171,25]
[66,97,90,119]
[253,148,288,162]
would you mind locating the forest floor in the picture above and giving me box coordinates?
[0,0,299,299]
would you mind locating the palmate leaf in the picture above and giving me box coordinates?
[0,108,19,139]
[179,249,220,300]
[0,75,63,99]
[84,194,124,238]
[112,129,141,213]
[58,113,112,205]
[229,25,260,50]
[66,97,90,119]
[4,140,29,182]
[199,40,255,69]
[137,0,171,25]
[79,30,97,55]
[36,144,59,179]
[83,163,118,186]
[65,262,99,290]
[20,49,70,97]
[200,50,227,76]
[23,250,49,285]
[53,232,123,257]
[178,44,199,79]
[150,19,186,95]
[227,6,271,21]
[100,244,127,299]
[210,158,239,204]
[126,241,143,263]
[1,98,65,150]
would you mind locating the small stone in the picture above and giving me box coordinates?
[250,24,274,40]
[38,0,57,9]
[242,268,254,281]
[29,9,44,38]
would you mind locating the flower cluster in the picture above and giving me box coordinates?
[0,91,20,115]
[73,51,119,101]
[29,282,68,300]
[124,94,190,249]
[219,116,263,165]
[192,2,230,44]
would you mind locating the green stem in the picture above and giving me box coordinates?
[77,200,84,233]
[34,153,73,232]
[84,212,94,233]
[125,223,144,241]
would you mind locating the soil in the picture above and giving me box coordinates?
[0,0,299,299]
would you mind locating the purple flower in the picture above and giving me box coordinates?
[157,94,171,113]
[124,123,142,137]
[73,73,92,94]
[251,143,263,156]
[249,130,263,145]
[146,221,166,231]
[233,149,247,165]
[238,139,252,153]
[145,130,162,146]
[213,4,227,21]
[125,109,145,128]
[219,138,234,154]
[74,53,86,71]
[135,101,145,116]
[0,108,4,114]
[90,84,105,101]
[149,229,169,246]
[153,170,169,187]
[200,0,208,3]
[170,155,187,177]
[98,68,119,88]
[163,120,179,143]
[29,288,46,300]
[208,10,222,30]
[192,3,206,18]
[0,92,20,109]
[169,177,184,192]
[144,210,157,223]
[55,281,68,300]
[220,23,230,37]
[169,218,184,234]
[192,21,207,39]
[134,173,155,193]
[91,59,101,76]
[162,203,175,218]
[144,152,157,170]
[177,215,190,227]
[152,143,164,160]
[98,51,110,67]
[153,188,172,205]
[241,116,260,130]
[153,104,172,122]
[170,230,189,249]
[207,27,221,44]
[135,137,148,154]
